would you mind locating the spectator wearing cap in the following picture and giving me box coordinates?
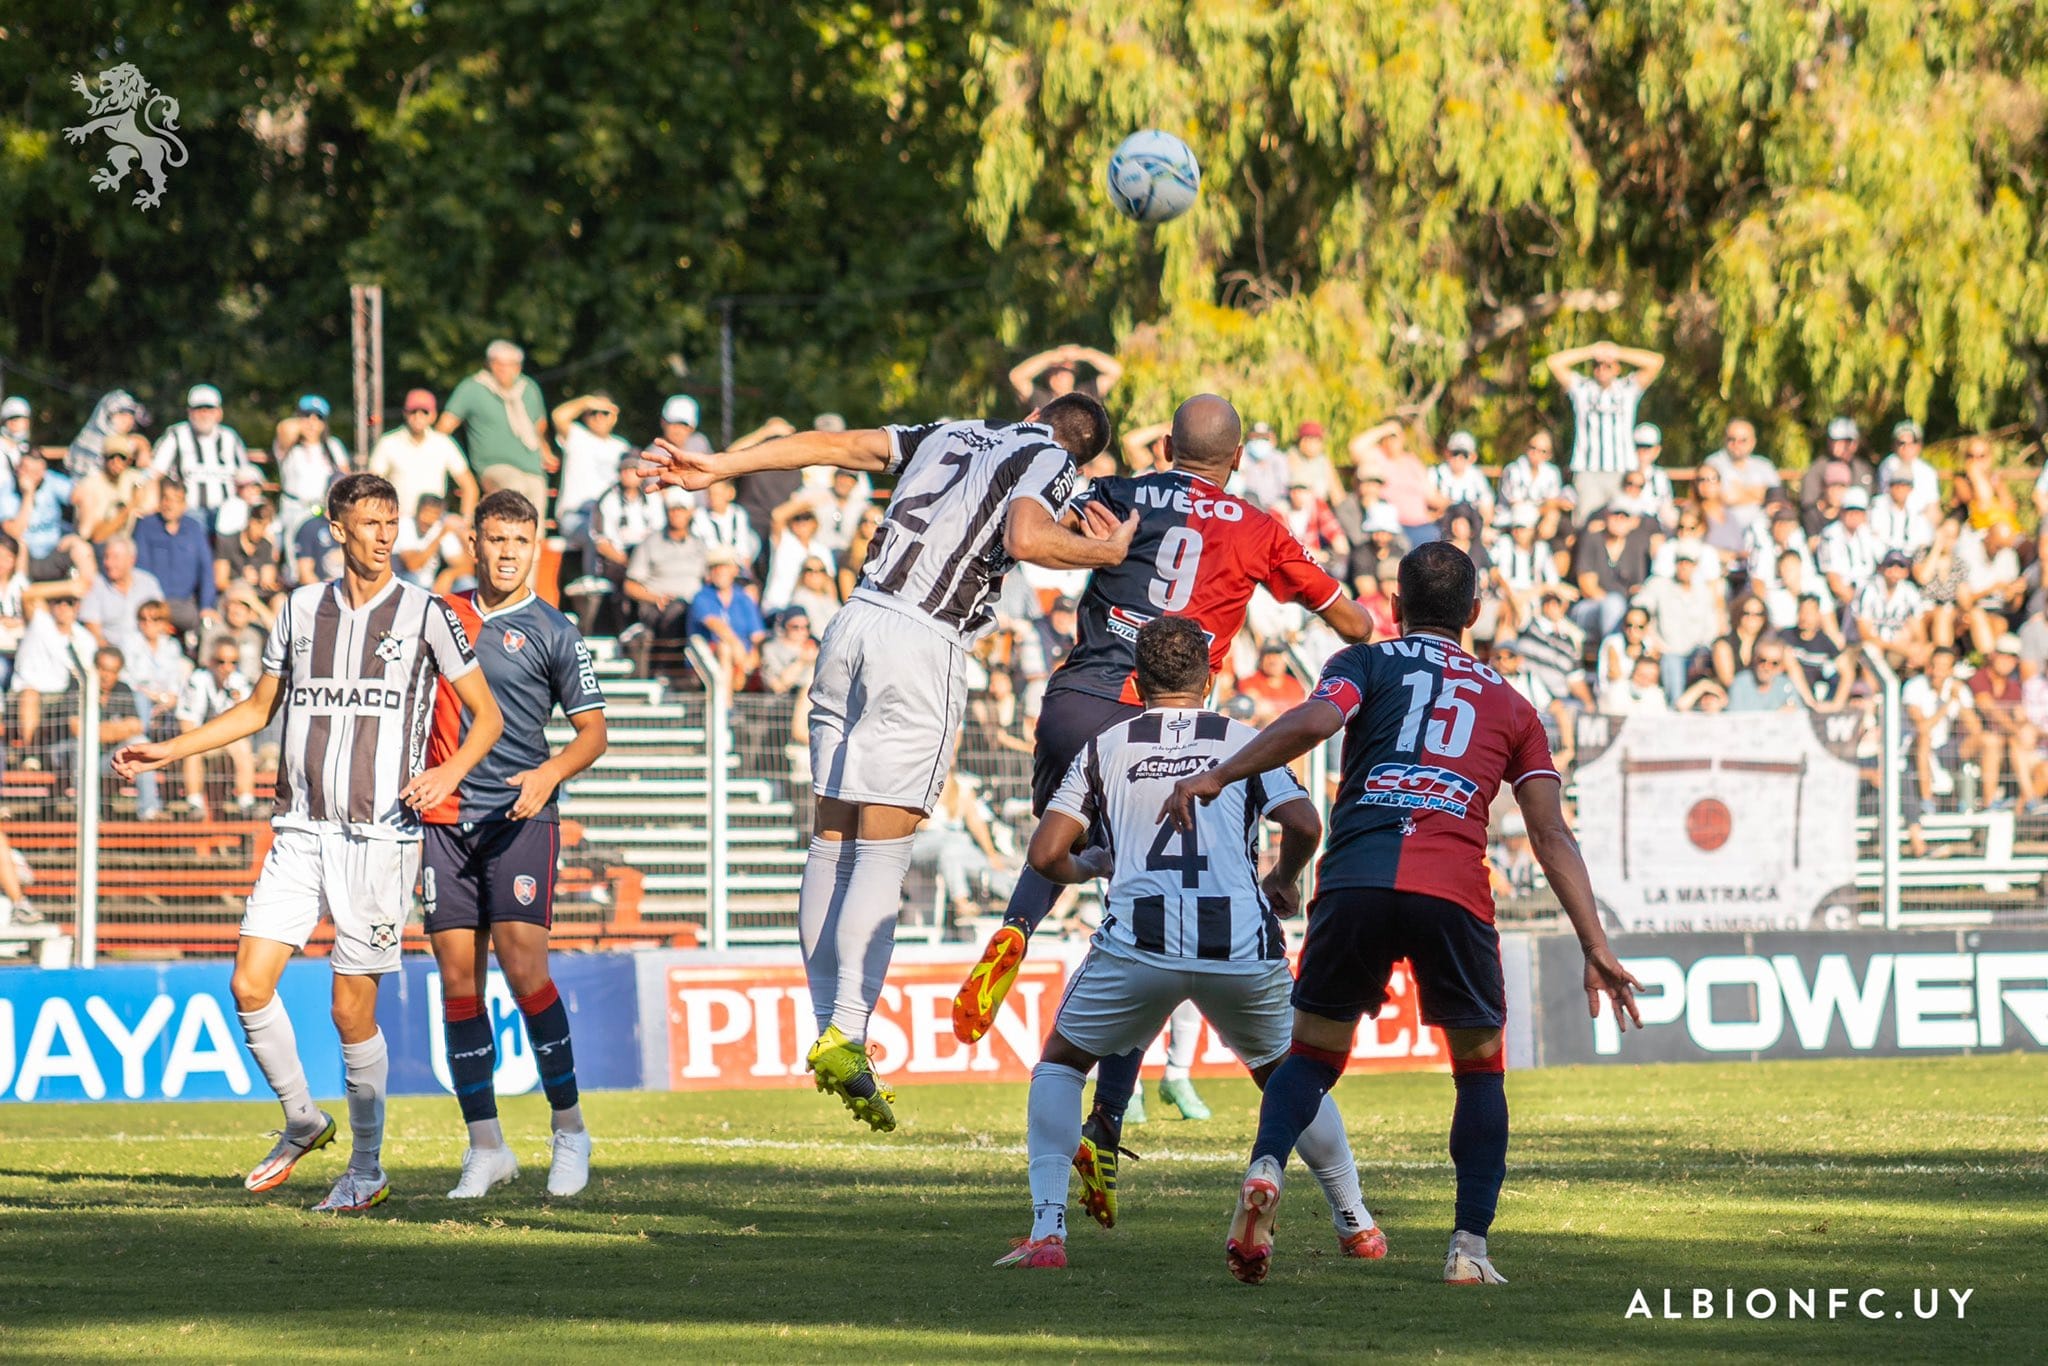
[1970,633,2043,809]
[1570,500,1651,639]
[438,340,554,516]
[70,437,157,543]
[1230,420,1290,509]
[1702,418,1780,530]
[1,395,33,477]
[0,449,93,588]
[1343,502,1407,598]
[150,384,250,522]
[1817,488,1882,605]
[1856,549,1931,671]
[209,466,269,540]
[624,490,711,643]
[660,393,716,460]
[369,389,477,526]
[763,503,835,613]
[1628,423,1678,526]
[690,478,761,568]
[1497,428,1573,541]
[688,546,766,686]
[1009,343,1122,410]
[1799,416,1877,511]
[760,607,820,696]
[79,536,164,653]
[1285,420,1341,506]
[1333,462,1403,587]
[1875,420,1940,520]
[6,589,94,762]
[1634,546,1725,701]
[1778,592,1858,712]
[550,392,632,543]
[394,493,470,591]
[1035,595,1080,679]
[1727,638,1816,713]
[1544,338,1666,524]
[1424,431,1495,526]
[271,395,351,548]
[582,453,665,631]
[1871,465,1934,558]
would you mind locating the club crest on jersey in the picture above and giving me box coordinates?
[374,631,403,664]
[1106,605,1153,643]
[1359,762,1479,818]
[1127,754,1209,783]
[513,874,537,905]
[501,628,527,654]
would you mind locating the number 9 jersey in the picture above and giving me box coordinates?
[1046,471,1344,706]
[1309,634,1559,923]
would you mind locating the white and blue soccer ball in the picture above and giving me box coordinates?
[1105,130,1201,224]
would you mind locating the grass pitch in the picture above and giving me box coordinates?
[1,1055,2040,1363]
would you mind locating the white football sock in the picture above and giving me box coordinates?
[340,1031,389,1178]
[1027,1061,1085,1241]
[1296,1093,1374,1233]
[797,836,857,1036]
[827,835,915,1042]
[467,1118,506,1151]
[1164,1000,1202,1080]
[551,1102,585,1135]
[237,995,322,1135]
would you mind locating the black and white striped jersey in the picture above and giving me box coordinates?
[151,422,251,512]
[1565,375,1643,474]
[853,419,1078,640]
[1047,707,1310,972]
[259,576,478,838]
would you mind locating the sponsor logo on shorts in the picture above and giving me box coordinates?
[1126,754,1210,783]
[368,921,399,950]
[1358,762,1479,818]
[501,628,527,654]
[513,874,537,906]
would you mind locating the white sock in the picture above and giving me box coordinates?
[1027,1061,1085,1241]
[1296,1093,1373,1234]
[237,995,321,1135]
[340,1031,389,1178]
[827,835,916,1042]
[1164,1000,1202,1079]
[797,836,856,1036]
[551,1102,585,1135]
[467,1118,505,1151]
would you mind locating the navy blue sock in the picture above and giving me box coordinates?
[1449,1070,1509,1237]
[999,866,1064,935]
[1091,1047,1144,1122]
[1250,1047,1346,1167]
[518,982,579,1112]
[442,996,497,1123]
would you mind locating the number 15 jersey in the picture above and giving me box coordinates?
[1310,634,1559,923]
[1047,470,1343,706]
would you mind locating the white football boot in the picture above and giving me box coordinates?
[446,1145,520,1199]
[313,1167,389,1212]
[546,1129,592,1198]
[1444,1229,1509,1284]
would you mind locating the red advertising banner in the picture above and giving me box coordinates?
[663,946,1447,1091]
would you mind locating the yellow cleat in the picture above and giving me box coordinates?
[805,1025,898,1132]
[952,925,1028,1044]
[1072,1132,1120,1230]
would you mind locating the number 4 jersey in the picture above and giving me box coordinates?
[1310,634,1559,923]
[1047,470,1344,706]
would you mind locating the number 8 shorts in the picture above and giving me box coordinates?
[805,596,969,813]
[241,825,421,975]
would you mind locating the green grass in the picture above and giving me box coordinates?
[1,1056,2041,1363]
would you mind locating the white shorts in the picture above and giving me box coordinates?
[1053,947,1294,1070]
[806,596,968,812]
[242,825,420,975]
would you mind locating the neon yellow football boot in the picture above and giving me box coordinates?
[805,1025,898,1132]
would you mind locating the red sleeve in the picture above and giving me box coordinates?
[422,593,484,824]
[1257,515,1344,611]
[1505,698,1561,788]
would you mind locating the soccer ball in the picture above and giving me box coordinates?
[1106,130,1201,224]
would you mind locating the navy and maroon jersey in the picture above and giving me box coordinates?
[1047,470,1344,705]
[424,590,606,825]
[1309,634,1559,922]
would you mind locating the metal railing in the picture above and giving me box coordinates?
[1861,643,1903,932]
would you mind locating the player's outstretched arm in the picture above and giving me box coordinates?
[1316,595,1373,643]
[112,673,284,778]
[505,707,607,821]
[643,428,892,493]
[1160,699,1345,831]
[1004,497,1137,571]
[1515,775,1644,1030]
[401,668,504,812]
[1026,810,1112,885]
[1258,797,1323,920]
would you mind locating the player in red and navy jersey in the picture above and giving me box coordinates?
[1162,541,1642,1287]
[951,394,1369,1202]
[421,490,609,1201]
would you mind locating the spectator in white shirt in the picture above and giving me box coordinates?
[1855,550,1931,671]
[1870,468,1933,556]
[1957,520,2026,656]
[149,384,250,522]
[1633,548,1726,700]
[1424,431,1494,525]
[1497,429,1573,541]
[394,494,470,590]
[763,506,835,612]
[1545,339,1664,523]
[1904,646,1994,825]
[588,453,664,582]
[368,389,478,524]
[1599,649,1671,717]
[1763,549,1835,629]
[209,467,268,540]
[550,392,631,541]
[1743,506,1813,592]
[1702,419,1780,530]
[1629,423,1679,526]
[797,469,871,554]
[1817,489,1882,605]
[271,395,351,548]
[1875,420,1941,519]
[176,639,256,817]
[1229,420,1290,509]
[7,591,94,760]
[690,478,761,567]
[120,599,192,733]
